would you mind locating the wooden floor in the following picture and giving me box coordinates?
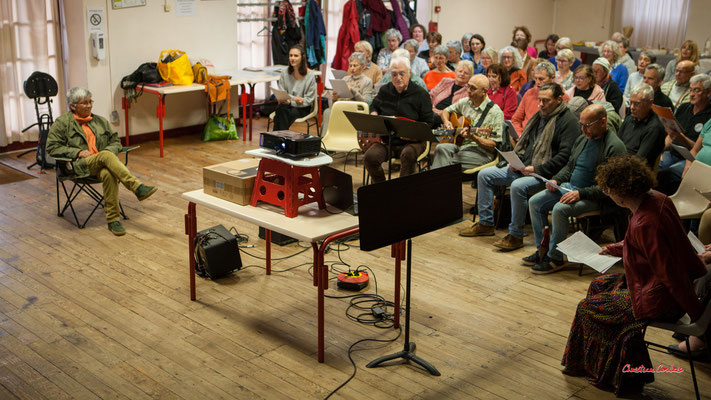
[1,117,708,400]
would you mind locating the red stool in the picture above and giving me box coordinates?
[250,158,326,217]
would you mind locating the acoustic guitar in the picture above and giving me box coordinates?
[432,112,498,147]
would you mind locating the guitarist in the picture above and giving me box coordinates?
[364,56,434,183]
[432,74,504,170]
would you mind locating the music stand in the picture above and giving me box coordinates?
[357,164,463,376]
[344,111,436,180]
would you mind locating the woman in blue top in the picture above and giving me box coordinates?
[600,40,629,92]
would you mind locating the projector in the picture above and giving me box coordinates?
[260,130,321,158]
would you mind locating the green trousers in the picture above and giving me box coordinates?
[85,151,142,223]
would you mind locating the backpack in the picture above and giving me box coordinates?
[120,62,163,90]
[204,75,231,104]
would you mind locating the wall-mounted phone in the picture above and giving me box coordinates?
[91,32,105,60]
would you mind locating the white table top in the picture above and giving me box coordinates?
[139,76,250,95]
[246,148,333,167]
[182,189,358,242]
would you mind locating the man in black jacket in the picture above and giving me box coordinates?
[643,64,674,110]
[617,83,666,168]
[460,83,581,252]
[363,56,433,183]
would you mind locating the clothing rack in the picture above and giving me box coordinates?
[236,2,307,6]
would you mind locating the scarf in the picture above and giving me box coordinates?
[513,100,568,168]
[73,114,98,155]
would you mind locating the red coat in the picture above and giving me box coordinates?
[331,0,359,70]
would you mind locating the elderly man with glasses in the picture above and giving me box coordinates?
[661,60,695,108]
[617,83,666,168]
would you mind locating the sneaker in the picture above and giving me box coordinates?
[458,222,495,237]
[108,221,126,236]
[522,251,541,266]
[135,184,157,201]
[531,256,566,275]
[493,234,523,251]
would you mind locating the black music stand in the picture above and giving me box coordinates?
[357,164,463,376]
[344,111,436,180]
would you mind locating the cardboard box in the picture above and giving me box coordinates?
[203,158,261,205]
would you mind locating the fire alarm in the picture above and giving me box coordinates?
[434,6,441,13]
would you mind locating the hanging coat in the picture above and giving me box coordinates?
[361,0,390,37]
[305,0,327,67]
[332,0,360,70]
[271,0,301,65]
[389,0,410,42]
[399,0,418,26]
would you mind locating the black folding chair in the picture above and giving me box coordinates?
[17,72,58,171]
[55,147,138,228]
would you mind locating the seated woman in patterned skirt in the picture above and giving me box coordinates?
[561,155,706,396]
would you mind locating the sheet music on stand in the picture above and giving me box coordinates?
[556,231,621,273]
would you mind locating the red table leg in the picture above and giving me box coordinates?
[121,95,130,146]
[312,242,319,287]
[265,229,271,275]
[185,202,197,301]
[316,77,324,126]
[248,83,255,141]
[157,95,166,157]
[240,84,248,141]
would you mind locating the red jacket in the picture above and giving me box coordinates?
[487,86,517,120]
[606,191,706,321]
[331,0,359,70]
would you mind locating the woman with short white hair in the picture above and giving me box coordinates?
[377,28,403,73]
[429,60,474,125]
[600,40,629,92]
[480,47,497,72]
[461,33,474,61]
[555,49,576,90]
[423,45,456,90]
[321,52,374,135]
[403,39,430,78]
[499,45,527,92]
[354,40,382,88]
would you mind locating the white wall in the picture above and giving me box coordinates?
[685,0,711,53]
[64,0,238,137]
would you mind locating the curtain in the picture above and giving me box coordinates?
[0,0,64,147]
[236,4,270,100]
[621,0,689,50]
[325,0,347,67]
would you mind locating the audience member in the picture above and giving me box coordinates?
[555,49,576,90]
[365,56,433,183]
[511,26,537,72]
[445,40,463,71]
[566,65,605,103]
[563,154,705,397]
[377,28,403,73]
[418,31,443,69]
[423,45,455,90]
[461,33,474,61]
[657,74,711,195]
[683,117,711,178]
[430,61,474,126]
[409,24,428,53]
[600,40,629,92]
[548,37,582,71]
[613,35,636,75]
[642,64,674,109]
[486,63,517,120]
[461,83,580,252]
[526,104,627,273]
[480,47,497,72]
[46,87,157,236]
[468,34,487,74]
[661,59,694,108]
[321,52,373,135]
[538,34,560,60]
[377,48,428,90]
[592,57,623,112]
[274,46,317,130]
[354,41,383,87]
[664,40,699,82]
[499,46,527,92]
[512,61,559,136]
[517,58,540,101]
[617,83,666,168]
[403,39,429,78]
[624,51,655,98]
[432,74,504,170]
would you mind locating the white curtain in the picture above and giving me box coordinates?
[0,0,64,147]
[325,0,347,67]
[236,4,271,99]
[621,0,689,50]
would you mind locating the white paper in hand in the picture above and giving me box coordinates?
[688,231,706,254]
[556,231,621,273]
[496,149,526,170]
[671,144,695,162]
[330,79,353,99]
[273,88,291,102]
[331,69,348,80]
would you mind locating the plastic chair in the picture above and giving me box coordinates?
[17,71,59,170]
[644,271,711,400]
[321,101,369,168]
[266,100,320,136]
[55,147,139,228]
[670,161,711,219]
[362,141,431,185]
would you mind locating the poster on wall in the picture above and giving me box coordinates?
[176,0,197,16]
[112,0,147,9]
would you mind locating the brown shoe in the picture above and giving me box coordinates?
[493,234,523,252]
[458,222,495,237]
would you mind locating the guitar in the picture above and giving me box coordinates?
[432,112,498,146]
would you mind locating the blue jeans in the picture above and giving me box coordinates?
[476,165,545,238]
[657,151,685,195]
[529,183,600,261]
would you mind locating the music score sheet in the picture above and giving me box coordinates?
[495,150,570,193]
[556,231,621,273]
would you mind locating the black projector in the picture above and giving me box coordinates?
[260,130,321,158]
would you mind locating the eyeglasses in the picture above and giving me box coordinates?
[391,71,408,78]
[75,100,94,106]
[465,84,484,91]
[580,117,603,129]
[573,75,587,81]
[501,55,513,60]
[691,87,706,94]
[677,69,694,74]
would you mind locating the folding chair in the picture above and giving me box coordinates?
[321,101,369,169]
[55,147,139,228]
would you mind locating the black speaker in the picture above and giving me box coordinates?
[194,225,242,279]
[258,226,298,246]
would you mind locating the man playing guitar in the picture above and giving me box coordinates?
[432,74,504,169]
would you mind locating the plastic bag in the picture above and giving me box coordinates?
[157,50,194,85]
[202,114,238,141]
